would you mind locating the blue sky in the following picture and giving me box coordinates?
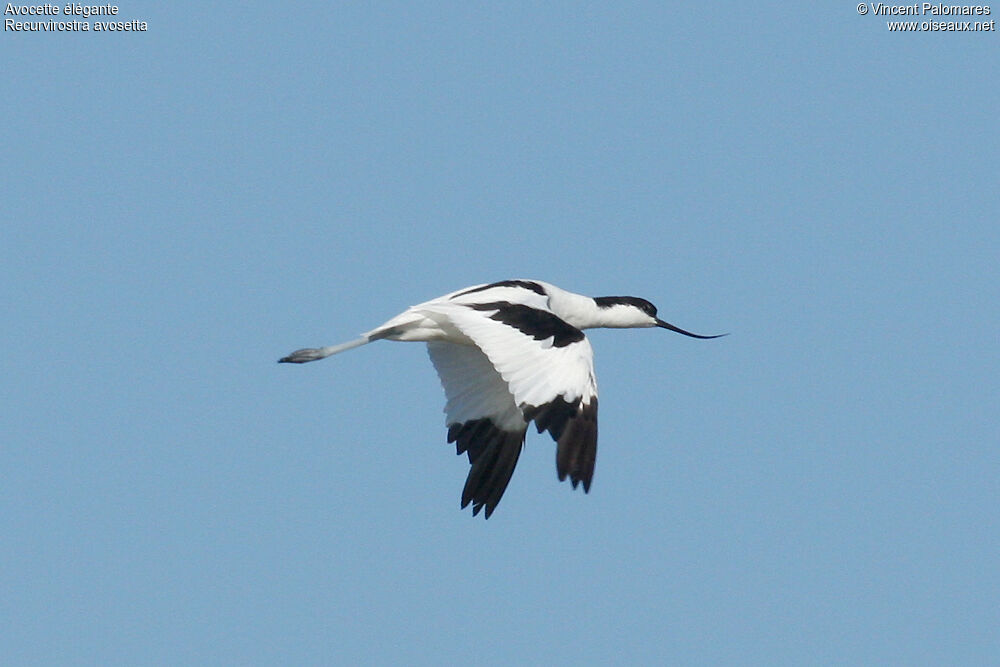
[4,3,998,664]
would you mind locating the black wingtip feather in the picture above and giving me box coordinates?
[525,396,599,493]
[450,418,526,519]
[523,396,577,440]
[553,398,598,493]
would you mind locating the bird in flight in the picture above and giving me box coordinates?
[279,279,723,518]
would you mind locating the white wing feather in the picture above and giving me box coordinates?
[435,304,598,411]
[426,341,524,431]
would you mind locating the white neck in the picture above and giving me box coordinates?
[545,285,649,330]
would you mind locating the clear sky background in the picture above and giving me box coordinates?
[3,3,998,665]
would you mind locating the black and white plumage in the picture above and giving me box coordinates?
[279,279,722,518]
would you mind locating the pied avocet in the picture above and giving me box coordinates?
[279,279,722,518]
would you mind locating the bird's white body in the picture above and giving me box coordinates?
[280,279,721,518]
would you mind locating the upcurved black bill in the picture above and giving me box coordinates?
[656,319,727,339]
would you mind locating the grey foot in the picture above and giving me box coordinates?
[278,348,326,363]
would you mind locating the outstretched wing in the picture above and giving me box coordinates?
[427,341,527,518]
[437,302,599,493]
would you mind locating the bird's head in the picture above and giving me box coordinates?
[592,296,725,338]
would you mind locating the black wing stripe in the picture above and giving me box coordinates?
[451,280,546,299]
[467,302,585,348]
